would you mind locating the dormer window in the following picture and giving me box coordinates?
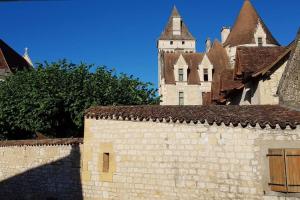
[258,37,263,46]
[203,69,209,81]
[178,68,184,81]
[170,41,173,45]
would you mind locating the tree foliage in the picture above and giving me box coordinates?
[0,60,158,139]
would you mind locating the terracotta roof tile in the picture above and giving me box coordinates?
[220,69,244,92]
[86,105,300,129]
[207,40,232,101]
[162,52,204,85]
[234,46,287,78]
[159,7,195,40]
[223,0,279,47]
[0,138,83,147]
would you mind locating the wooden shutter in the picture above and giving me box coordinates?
[268,149,287,192]
[285,149,300,193]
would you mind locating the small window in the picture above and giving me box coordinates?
[103,153,110,173]
[203,69,209,82]
[170,41,173,45]
[267,149,300,193]
[179,92,184,105]
[258,37,263,46]
[178,68,184,81]
[182,41,185,45]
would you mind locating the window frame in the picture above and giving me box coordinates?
[178,68,184,82]
[178,92,184,105]
[258,37,263,46]
[203,68,209,82]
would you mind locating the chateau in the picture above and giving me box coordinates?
[158,0,297,106]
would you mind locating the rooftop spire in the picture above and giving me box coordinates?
[171,5,180,18]
[159,6,195,40]
[23,47,33,66]
[223,0,279,47]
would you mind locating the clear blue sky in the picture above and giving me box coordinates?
[1,0,299,87]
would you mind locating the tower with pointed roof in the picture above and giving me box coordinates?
[157,6,215,105]
[157,1,297,106]
[221,0,279,66]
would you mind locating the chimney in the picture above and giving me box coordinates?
[205,38,212,52]
[221,27,231,44]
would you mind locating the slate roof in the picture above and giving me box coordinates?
[0,39,32,76]
[0,138,83,147]
[159,6,195,40]
[85,105,300,129]
[162,52,204,85]
[223,0,279,47]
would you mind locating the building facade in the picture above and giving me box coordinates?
[158,0,296,106]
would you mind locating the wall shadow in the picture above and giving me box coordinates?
[0,145,83,200]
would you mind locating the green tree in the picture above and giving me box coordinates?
[0,60,158,140]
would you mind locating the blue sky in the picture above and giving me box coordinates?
[1,0,299,87]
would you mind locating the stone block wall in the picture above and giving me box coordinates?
[83,118,300,200]
[0,139,83,200]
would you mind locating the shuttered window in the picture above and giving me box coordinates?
[268,149,300,193]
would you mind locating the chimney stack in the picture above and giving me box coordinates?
[205,38,212,52]
[221,27,231,44]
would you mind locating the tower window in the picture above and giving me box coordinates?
[178,68,184,81]
[182,41,185,45]
[258,37,263,46]
[179,92,184,105]
[170,41,173,45]
[203,69,209,82]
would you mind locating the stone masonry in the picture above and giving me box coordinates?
[0,140,83,200]
[83,118,300,200]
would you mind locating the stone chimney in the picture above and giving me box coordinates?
[221,27,231,44]
[205,38,212,52]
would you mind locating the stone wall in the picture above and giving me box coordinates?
[83,118,300,200]
[0,139,83,200]
[278,31,300,110]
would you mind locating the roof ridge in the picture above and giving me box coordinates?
[223,0,279,47]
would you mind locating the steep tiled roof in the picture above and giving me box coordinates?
[0,138,83,147]
[0,39,32,76]
[220,69,244,92]
[85,105,300,129]
[207,40,231,101]
[162,52,204,85]
[234,46,286,78]
[159,6,195,40]
[223,0,279,47]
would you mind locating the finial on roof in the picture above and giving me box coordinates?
[171,5,180,18]
[23,47,33,66]
[24,47,29,56]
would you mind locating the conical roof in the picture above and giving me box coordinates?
[0,39,32,75]
[159,6,195,40]
[223,0,279,47]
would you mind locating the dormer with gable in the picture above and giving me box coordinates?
[198,54,213,91]
[221,0,280,67]
[174,54,188,83]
